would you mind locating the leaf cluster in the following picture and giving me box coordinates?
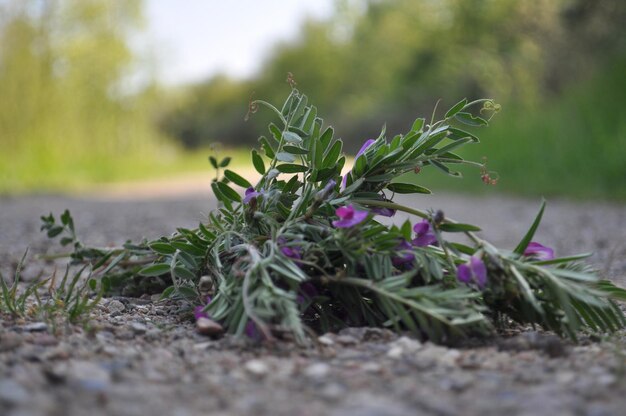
[38,89,626,344]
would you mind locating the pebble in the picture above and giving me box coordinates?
[50,360,112,391]
[304,362,330,379]
[0,379,29,405]
[244,359,269,377]
[386,336,422,359]
[31,334,58,347]
[335,334,359,346]
[23,322,48,332]
[130,322,148,335]
[317,334,335,346]
[106,299,126,313]
[0,332,23,351]
[196,317,224,336]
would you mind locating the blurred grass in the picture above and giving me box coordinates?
[406,61,626,201]
[0,146,252,195]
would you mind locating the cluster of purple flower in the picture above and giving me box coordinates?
[455,241,555,288]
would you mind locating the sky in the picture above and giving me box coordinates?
[142,0,335,86]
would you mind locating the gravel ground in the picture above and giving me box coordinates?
[1,192,626,416]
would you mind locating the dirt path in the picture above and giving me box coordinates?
[1,190,626,415]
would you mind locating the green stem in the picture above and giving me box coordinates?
[353,199,484,246]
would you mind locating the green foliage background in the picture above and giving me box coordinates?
[1,0,625,199]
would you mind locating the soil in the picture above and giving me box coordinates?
[1,190,625,416]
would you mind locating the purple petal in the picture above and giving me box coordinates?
[299,282,319,298]
[457,264,472,283]
[341,175,347,191]
[243,187,261,204]
[194,306,210,321]
[524,242,555,261]
[470,256,488,287]
[333,205,368,227]
[356,139,375,158]
[371,207,396,217]
[336,205,354,220]
[280,246,301,259]
[413,220,430,235]
[245,320,262,341]
[412,234,437,247]
[322,179,337,194]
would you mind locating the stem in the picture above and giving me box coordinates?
[354,199,484,246]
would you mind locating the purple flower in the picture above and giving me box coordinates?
[371,206,396,217]
[457,256,488,288]
[243,187,262,204]
[193,296,212,321]
[278,237,303,260]
[412,220,437,247]
[245,320,264,341]
[332,205,368,228]
[280,246,302,260]
[356,139,375,159]
[392,239,415,267]
[523,242,555,261]
[296,281,319,304]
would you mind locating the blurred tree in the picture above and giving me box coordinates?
[161,0,624,151]
[0,0,161,181]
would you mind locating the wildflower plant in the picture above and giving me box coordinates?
[41,86,626,344]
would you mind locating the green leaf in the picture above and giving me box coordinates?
[60,237,74,246]
[276,164,308,173]
[322,140,342,168]
[47,226,64,238]
[283,131,302,143]
[283,145,308,155]
[159,286,175,300]
[454,112,488,126]
[387,183,432,194]
[448,127,479,142]
[223,169,252,188]
[438,223,481,232]
[411,118,425,133]
[139,263,171,277]
[216,182,242,203]
[445,98,467,119]
[260,136,276,159]
[173,267,196,281]
[60,209,74,231]
[170,242,205,257]
[513,199,546,255]
[251,150,265,174]
[219,157,231,168]
[209,156,219,169]
[150,242,177,255]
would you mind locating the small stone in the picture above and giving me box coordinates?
[335,335,359,346]
[317,334,335,346]
[244,359,269,377]
[130,322,148,335]
[0,379,29,405]
[196,317,224,336]
[361,362,382,373]
[0,332,23,351]
[23,322,48,332]
[386,336,422,359]
[319,382,347,400]
[31,333,58,346]
[55,360,112,392]
[106,299,126,313]
[304,362,330,379]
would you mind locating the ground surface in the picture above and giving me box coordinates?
[1,191,626,416]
